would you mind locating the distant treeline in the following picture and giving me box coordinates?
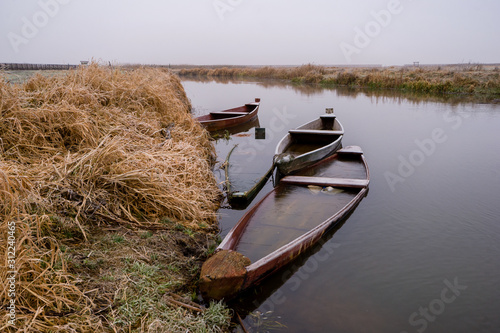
[0,63,77,70]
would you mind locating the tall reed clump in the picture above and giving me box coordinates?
[0,64,221,330]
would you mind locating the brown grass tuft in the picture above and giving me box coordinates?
[177,64,500,98]
[0,64,222,330]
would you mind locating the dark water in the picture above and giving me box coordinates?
[182,78,500,333]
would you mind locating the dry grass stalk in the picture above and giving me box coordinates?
[0,64,222,330]
[178,64,500,98]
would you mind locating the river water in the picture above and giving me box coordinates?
[181,78,500,333]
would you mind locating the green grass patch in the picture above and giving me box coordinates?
[112,234,126,243]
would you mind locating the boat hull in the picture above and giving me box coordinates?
[275,115,344,175]
[196,99,260,132]
[200,146,369,300]
[275,136,342,175]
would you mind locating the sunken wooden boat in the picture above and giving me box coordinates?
[199,146,369,300]
[225,145,276,209]
[274,114,344,175]
[196,98,260,132]
[227,163,275,209]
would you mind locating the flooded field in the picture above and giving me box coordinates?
[183,78,500,333]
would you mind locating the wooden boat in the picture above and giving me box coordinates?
[274,114,344,175]
[196,98,260,132]
[199,146,369,300]
[227,163,275,209]
[225,145,275,209]
[218,117,260,136]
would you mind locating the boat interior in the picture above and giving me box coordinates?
[234,153,367,262]
[208,105,254,119]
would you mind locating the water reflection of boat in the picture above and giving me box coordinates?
[199,146,369,300]
[274,114,344,175]
[211,116,260,137]
[195,98,260,132]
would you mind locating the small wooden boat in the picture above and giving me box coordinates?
[196,99,260,132]
[199,146,369,300]
[274,114,344,175]
[224,145,275,209]
[227,164,275,209]
[219,117,260,136]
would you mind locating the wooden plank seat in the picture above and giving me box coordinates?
[288,129,344,135]
[337,146,364,155]
[281,176,369,188]
[210,111,249,116]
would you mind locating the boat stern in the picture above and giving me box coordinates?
[199,250,251,300]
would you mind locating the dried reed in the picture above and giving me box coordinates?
[178,64,500,98]
[0,64,221,330]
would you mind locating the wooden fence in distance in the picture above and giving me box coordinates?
[0,63,77,70]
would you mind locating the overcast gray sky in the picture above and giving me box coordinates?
[1,0,499,66]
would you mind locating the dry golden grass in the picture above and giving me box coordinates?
[0,64,225,331]
[178,64,326,82]
[1,64,219,227]
[178,64,500,98]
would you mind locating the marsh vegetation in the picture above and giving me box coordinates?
[0,65,231,332]
[177,64,500,99]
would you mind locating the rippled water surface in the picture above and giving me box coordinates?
[182,78,500,333]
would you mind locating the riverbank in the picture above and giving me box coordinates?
[0,65,231,332]
[176,64,500,100]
